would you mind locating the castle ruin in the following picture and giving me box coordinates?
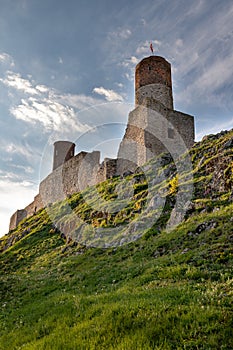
[9,55,195,231]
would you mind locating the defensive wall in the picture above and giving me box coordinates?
[9,151,119,231]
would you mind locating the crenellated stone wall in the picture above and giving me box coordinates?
[9,209,27,231]
[25,194,44,217]
[168,110,195,150]
[9,150,118,230]
[39,151,101,206]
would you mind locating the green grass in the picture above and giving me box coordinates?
[0,203,232,349]
[0,129,233,349]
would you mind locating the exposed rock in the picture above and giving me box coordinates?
[160,153,173,166]
[223,137,233,149]
[201,134,216,142]
[153,246,166,258]
[181,248,189,254]
[147,196,164,210]
[166,209,184,230]
[122,170,134,177]
[187,221,218,237]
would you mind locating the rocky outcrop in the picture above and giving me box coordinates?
[193,130,233,198]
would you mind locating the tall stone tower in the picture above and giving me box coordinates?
[53,141,76,171]
[117,55,195,173]
[135,56,173,109]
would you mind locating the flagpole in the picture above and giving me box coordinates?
[150,42,154,55]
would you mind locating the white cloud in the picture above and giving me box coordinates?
[121,56,140,68]
[93,87,124,102]
[36,84,49,93]
[175,39,183,48]
[5,142,34,160]
[119,29,132,39]
[0,52,15,67]
[58,57,63,64]
[124,72,132,81]
[116,83,124,88]
[10,164,34,174]
[0,72,38,95]
[119,56,140,84]
[130,56,139,65]
[110,28,132,40]
[58,93,101,110]
[0,53,9,62]
[164,2,233,114]
[176,54,233,108]
[10,96,88,133]
[195,56,233,91]
[185,0,209,18]
[0,71,91,134]
[140,18,146,26]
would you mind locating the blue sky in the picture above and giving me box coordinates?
[0,0,233,235]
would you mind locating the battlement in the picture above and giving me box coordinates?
[53,141,75,171]
[9,150,118,229]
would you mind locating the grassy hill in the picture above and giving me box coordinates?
[0,129,233,349]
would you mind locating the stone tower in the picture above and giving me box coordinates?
[52,141,76,171]
[117,55,195,173]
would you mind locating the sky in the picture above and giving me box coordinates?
[0,0,233,236]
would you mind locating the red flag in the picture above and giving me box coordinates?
[150,42,154,53]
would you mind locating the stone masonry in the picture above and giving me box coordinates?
[9,55,195,231]
[135,56,173,109]
[117,56,194,173]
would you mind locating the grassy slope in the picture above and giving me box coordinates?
[0,130,233,350]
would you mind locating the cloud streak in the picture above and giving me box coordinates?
[1,70,127,136]
[93,87,124,102]
[4,141,35,160]
[120,56,139,68]
[109,28,132,40]
[10,97,87,133]
[0,71,38,95]
[0,71,91,134]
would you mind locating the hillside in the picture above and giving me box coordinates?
[0,129,233,349]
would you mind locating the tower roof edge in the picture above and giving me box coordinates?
[136,55,171,69]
